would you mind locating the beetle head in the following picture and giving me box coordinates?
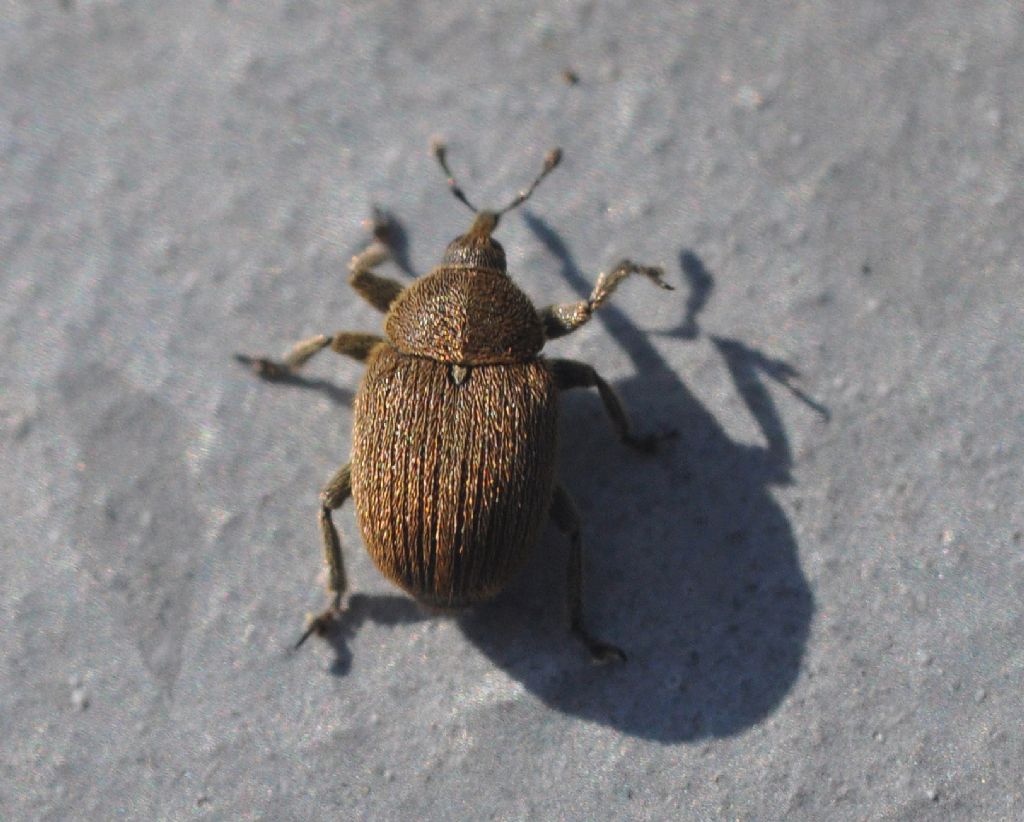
[432,141,561,274]
[442,211,507,272]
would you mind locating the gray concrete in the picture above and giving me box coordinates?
[3,2,1022,819]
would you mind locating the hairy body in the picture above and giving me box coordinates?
[353,344,557,607]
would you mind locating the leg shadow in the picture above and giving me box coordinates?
[233,362,355,407]
[308,593,429,677]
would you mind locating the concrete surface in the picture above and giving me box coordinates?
[2,1,1022,819]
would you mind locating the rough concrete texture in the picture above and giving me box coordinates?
[3,1,1023,820]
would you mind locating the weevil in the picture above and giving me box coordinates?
[236,143,673,662]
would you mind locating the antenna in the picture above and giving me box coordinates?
[431,141,562,217]
[431,140,478,213]
[498,148,561,215]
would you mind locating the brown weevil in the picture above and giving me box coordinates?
[236,142,673,662]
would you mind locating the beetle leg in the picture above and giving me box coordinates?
[235,334,331,379]
[538,259,672,339]
[348,235,405,313]
[296,462,352,648]
[235,332,384,379]
[329,332,385,362]
[549,358,669,453]
[550,483,626,664]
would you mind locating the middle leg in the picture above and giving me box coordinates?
[549,357,664,453]
[236,332,383,380]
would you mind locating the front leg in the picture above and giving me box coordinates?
[348,210,407,313]
[539,259,672,339]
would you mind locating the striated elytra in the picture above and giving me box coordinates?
[236,143,673,663]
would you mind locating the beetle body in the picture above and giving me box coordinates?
[354,233,557,608]
[353,345,557,608]
[237,145,672,661]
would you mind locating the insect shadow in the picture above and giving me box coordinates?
[455,214,822,742]
[318,592,427,676]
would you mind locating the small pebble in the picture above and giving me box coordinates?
[71,686,90,711]
[974,688,987,704]
[734,85,765,110]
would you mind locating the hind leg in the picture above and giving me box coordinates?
[296,462,352,648]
